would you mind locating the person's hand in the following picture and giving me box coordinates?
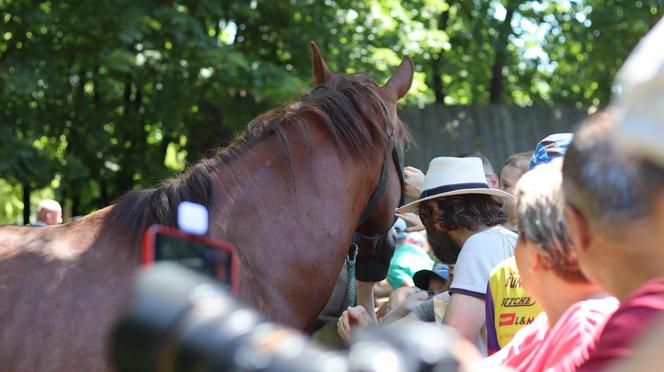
[404,166,425,200]
[337,305,375,341]
[402,289,429,312]
[395,212,425,232]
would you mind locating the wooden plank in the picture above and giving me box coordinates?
[401,104,586,172]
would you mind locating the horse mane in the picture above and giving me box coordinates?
[105,72,411,239]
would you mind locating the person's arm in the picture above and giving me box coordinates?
[379,290,428,325]
[373,280,393,298]
[398,276,415,288]
[442,292,486,342]
[336,281,378,341]
[485,281,500,355]
[336,281,379,333]
[337,284,424,340]
[379,302,411,325]
[356,281,378,326]
[387,312,419,325]
[442,231,504,343]
[337,305,374,341]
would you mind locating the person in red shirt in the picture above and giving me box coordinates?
[562,110,664,371]
[608,18,664,371]
[478,160,618,372]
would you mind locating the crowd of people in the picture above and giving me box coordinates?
[335,18,664,371]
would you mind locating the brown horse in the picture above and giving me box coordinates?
[0,43,413,371]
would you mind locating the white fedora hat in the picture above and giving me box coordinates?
[396,157,513,214]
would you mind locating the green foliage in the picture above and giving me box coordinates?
[534,0,663,107]
[0,0,661,223]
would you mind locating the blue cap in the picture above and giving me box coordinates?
[413,265,449,290]
[529,133,574,169]
[393,218,407,240]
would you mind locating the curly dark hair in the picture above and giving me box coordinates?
[418,194,508,231]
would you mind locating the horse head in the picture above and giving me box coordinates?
[311,43,414,283]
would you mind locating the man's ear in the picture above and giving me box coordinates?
[488,174,500,189]
[653,192,664,231]
[530,250,543,273]
[564,205,591,252]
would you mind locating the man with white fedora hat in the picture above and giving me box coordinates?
[397,156,517,355]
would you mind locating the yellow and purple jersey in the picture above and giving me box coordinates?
[485,257,543,354]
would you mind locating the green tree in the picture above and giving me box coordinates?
[0,0,661,223]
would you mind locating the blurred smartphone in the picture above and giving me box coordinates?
[141,225,239,295]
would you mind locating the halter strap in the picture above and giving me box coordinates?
[346,137,405,306]
[356,138,401,227]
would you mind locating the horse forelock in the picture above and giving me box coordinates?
[105,72,411,241]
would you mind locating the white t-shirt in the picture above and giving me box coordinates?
[449,225,517,297]
[448,225,518,355]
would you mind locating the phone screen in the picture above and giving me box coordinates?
[154,232,232,288]
[142,225,239,294]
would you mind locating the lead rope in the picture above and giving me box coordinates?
[346,242,359,307]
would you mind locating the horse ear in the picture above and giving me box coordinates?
[383,56,414,100]
[310,42,333,85]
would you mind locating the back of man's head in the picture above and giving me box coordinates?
[500,151,533,194]
[37,199,63,225]
[517,160,585,283]
[418,194,507,232]
[503,151,533,170]
[562,110,646,235]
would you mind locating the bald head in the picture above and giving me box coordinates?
[37,199,62,225]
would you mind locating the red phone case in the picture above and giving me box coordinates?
[141,225,240,295]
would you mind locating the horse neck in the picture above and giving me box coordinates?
[206,122,384,328]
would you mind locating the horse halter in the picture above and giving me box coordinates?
[345,135,405,286]
[342,135,404,306]
[354,136,405,237]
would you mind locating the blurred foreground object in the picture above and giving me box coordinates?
[111,263,471,372]
[613,18,664,164]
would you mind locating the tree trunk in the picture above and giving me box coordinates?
[489,3,517,104]
[99,177,110,207]
[431,56,445,104]
[116,79,135,194]
[72,193,80,218]
[431,8,451,104]
[23,183,31,225]
[61,187,68,223]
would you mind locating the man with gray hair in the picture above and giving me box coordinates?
[33,199,63,226]
[605,17,664,370]
[479,160,617,371]
[562,110,664,371]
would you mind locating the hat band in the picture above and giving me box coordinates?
[420,182,489,199]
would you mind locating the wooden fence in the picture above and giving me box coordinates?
[400,104,589,172]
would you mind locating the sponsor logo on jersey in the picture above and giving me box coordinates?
[501,296,536,307]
